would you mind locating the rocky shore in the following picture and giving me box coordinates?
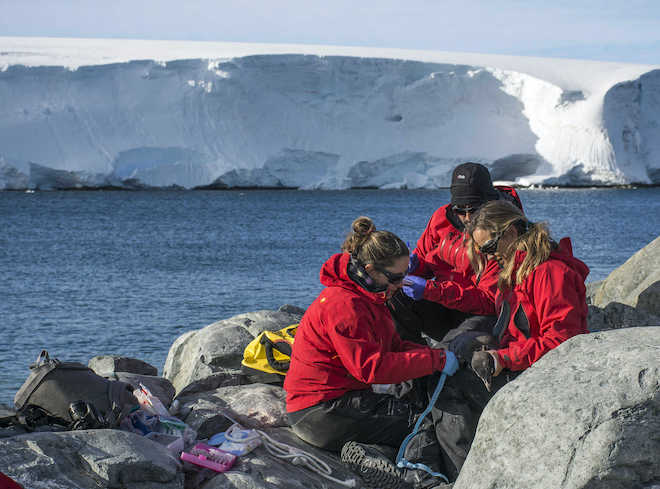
[1,237,658,489]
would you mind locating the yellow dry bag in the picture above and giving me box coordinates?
[241,324,298,384]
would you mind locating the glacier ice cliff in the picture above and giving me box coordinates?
[0,40,658,190]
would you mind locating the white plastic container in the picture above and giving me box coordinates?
[133,383,170,417]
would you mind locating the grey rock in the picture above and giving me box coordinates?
[588,302,660,332]
[585,280,603,305]
[277,304,306,315]
[177,384,287,439]
[0,429,183,489]
[637,280,660,317]
[454,327,660,489]
[174,371,245,399]
[592,235,660,314]
[163,309,303,394]
[89,355,158,376]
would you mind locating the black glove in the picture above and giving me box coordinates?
[471,350,495,392]
[448,331,496,365]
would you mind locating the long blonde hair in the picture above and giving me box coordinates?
[467,201,554,290]
[341,216,408,267]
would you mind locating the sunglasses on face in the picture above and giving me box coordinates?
[452,204,480,216]
[478,233,503,255]
[374,266,406,284]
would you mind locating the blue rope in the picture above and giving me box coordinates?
[395,372,449,484]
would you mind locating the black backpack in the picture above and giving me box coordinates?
[14,350,138,430]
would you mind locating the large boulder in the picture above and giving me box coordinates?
[590,235,660,315]
[0,429,183,489]
[163,308,303,394]
[454,327,660,489]
[176,383,287,439]
[89,355,158,376]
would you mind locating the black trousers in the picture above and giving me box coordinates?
[288,388,420,452]
[288,380,450,483]
[428,315,518,481]
[430,364,518,480]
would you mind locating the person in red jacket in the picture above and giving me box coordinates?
[467,200,589,382]
[427,200,589,480]
[389,162,522,344]
[284,216,458,489]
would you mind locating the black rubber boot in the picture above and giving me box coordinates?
[340,441,410,489]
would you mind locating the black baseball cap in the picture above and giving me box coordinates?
[450,162,499,206]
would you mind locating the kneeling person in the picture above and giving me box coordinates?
[284,216,458,489]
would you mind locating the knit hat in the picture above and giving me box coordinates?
[450,162,499,206]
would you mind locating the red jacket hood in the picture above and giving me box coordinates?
[320,253,387,304]
[513,237,589,282]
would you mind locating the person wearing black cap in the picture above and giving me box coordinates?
[388,162,522,344]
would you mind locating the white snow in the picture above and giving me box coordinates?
[1,36,658,190]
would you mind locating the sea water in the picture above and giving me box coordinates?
[1,188,659,404]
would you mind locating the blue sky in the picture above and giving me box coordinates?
[1,0,659,64]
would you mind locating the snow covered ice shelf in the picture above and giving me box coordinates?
[1,37,659,190]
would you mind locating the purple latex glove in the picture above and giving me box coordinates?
[407,252,420,275]
[402,274,426,301]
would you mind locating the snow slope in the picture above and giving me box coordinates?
[1,37,658,189]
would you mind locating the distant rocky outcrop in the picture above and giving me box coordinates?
[587,235,660,330]
[1,240,658,489]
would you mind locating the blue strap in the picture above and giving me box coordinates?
[395,373,449,484]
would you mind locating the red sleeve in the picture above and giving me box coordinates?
[412,255,448,280]
[327,310,446,384]
[497,265,588,371]
[390,331,436,353]
[421,260,499,315]
[422,276,496,315]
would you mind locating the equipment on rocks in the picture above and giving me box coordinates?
[181,443,236,473]
[133,383,170,416]
[241,324,298,383]
[256,427,357,488]
[217,410,357,488]
[209,424,262,455]
[13,350,138,430]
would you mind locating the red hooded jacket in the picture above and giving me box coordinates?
[413,187,522,313]
[492,238,589,371]
[284,253,447,413]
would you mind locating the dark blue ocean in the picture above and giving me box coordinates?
[1,188,659,404]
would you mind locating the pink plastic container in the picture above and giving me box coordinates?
[180,443,237,473]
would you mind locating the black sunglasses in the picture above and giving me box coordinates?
[452,204,480,216]
[478,219,529,255]
[478,233,503,255]
[374,266,406,284]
